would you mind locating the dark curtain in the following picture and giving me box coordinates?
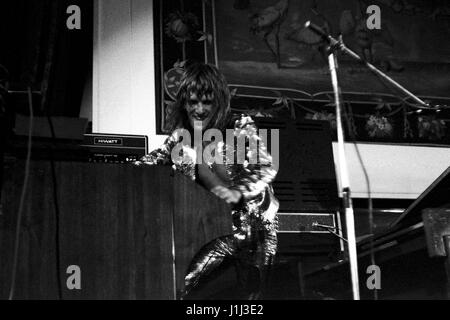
[0,0,93,117]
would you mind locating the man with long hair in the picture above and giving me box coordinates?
[136,62,279,299]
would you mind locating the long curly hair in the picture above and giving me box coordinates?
[164,63,231,133]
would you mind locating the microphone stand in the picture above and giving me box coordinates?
[305,21,434,300]
[327,46,360,300]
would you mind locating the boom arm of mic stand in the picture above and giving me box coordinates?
[304,21,430,109]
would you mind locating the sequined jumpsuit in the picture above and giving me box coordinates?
[136,115,279,298]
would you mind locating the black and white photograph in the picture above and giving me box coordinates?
[1,0,450,306]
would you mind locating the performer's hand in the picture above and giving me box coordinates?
[211,186,242,204]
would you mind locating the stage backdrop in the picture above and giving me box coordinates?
[155,0,450,145]
[209,0,450,98]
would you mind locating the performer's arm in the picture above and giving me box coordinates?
[134,133,178,166]
[230,116,278,200]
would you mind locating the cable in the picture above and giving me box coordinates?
[8,87,33,300]
[45,98,63,300]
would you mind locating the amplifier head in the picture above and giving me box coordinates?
[81,133,148,163]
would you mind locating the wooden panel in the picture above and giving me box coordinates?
[1,161,59,299]
[1,161,175,299]
[0,161,231,299]
[56,163,176,299]
[173,172,232,293]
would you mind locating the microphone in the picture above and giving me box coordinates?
[312,221,348,243]
[312,221,336,230]
[304,21,330,41]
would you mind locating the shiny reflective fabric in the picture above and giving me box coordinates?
[183,230,277,299]
[136,115,279,299]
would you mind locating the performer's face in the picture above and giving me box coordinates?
[186,92,215,131]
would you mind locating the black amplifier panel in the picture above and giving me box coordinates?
[81,133,148,163]
[254,118,339,213]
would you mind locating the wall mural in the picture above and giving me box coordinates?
[155,0,450,145]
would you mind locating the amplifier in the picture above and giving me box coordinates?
[278,212,338,233]
[254,118,339,213]
[277,212,345,254]
[81,133,148,163]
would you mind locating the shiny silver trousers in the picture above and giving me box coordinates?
[181,230,277,300]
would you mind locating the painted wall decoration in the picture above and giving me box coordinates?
[208,0,450,97]
[155,0,450,145]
